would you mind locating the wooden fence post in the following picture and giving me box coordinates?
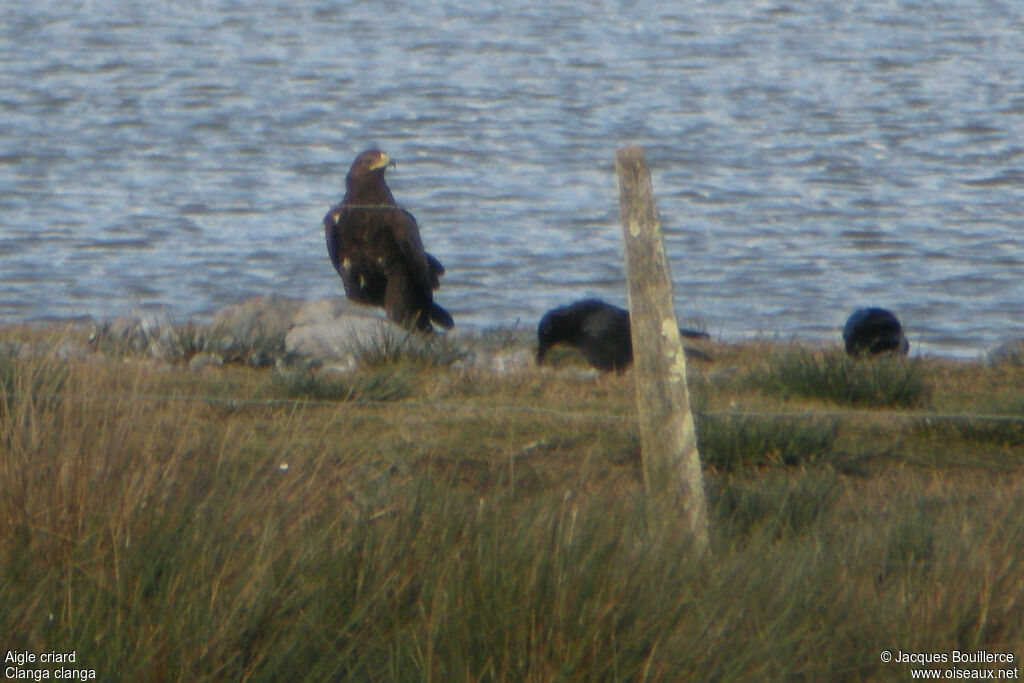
[615,145,710,554]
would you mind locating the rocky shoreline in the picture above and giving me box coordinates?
[5,295,538,374]
[4,295,1023,370]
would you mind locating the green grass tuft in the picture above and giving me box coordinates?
[911,394,1024,447]
[914,416,1024,447]
[345,327,467,368]
[171,320,284,366]
[697,412,839,470]
[0,343,68,429]
[753,347,931,408]
[880,503,937,581]
[272,368,412,402]
[709,469,841,541]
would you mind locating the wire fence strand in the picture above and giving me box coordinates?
[5,390,1024,426]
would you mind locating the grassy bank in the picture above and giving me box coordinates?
[1,325,1022,681]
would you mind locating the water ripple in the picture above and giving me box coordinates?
[0,0,1022,356]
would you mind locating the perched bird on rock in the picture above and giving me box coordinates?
[323,149,453,332]
[842,307,909,356]
[537,299,711,372]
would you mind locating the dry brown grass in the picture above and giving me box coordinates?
[1,324,1021,681]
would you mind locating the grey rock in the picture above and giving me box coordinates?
[208,296,395,364]
[54,339,91,362]
[209,294,306,350]
[246,348,277,368]
[285,315,404,365]
[91,313,177,358]
[453,346,534,374]
[292,297,385,327]
[188,352,224,372]
[987,338,1024,366]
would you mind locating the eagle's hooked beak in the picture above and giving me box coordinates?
[369,152,391,171]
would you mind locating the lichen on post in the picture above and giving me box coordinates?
[615,145,710,555]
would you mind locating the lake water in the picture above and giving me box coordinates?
[2,0,1022,357]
